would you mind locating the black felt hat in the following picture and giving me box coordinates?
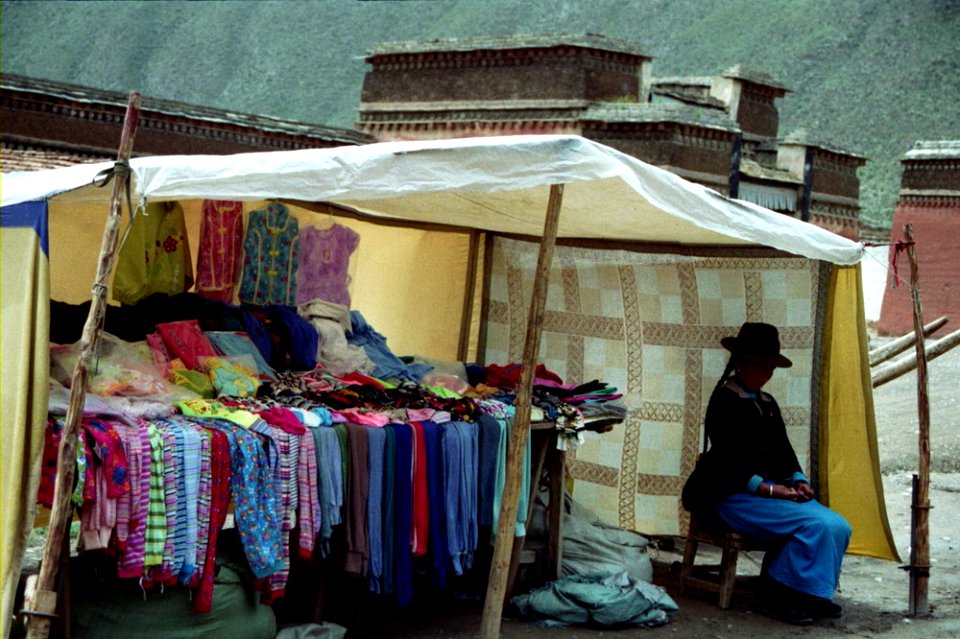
[721,322,793,368]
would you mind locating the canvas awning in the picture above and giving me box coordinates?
[2,135,863,264]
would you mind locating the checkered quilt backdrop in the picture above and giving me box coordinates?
[483,237,824,537]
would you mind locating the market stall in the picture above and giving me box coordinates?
[1,134,898,637]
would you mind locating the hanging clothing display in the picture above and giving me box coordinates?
[239,202,300,307]
[113,201,193,305]
[297,223,360,307]
[39,299,627,620]
[196,200,244,303]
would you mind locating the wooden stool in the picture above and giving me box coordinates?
[680,512,774,609]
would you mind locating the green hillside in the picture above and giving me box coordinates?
[3,0,959,227]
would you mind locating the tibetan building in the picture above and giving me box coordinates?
[877,141,960,335]
[1,74,371,172]
[357,34,866,240]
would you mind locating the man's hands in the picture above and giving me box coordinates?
[769,481,814,502]
[795,481,815,501]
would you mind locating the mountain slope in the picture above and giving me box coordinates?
[3,0,958,227]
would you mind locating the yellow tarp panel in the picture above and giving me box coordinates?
[820,264,899,560]
[1,202,51,638]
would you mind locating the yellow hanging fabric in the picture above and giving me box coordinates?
[1,202,51,637]
[820,263,900,560]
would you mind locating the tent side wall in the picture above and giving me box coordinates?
[1,202,51,638]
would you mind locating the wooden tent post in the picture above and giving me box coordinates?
[480,184,564,639]
[25,92,142,639]
[904,224,931,616]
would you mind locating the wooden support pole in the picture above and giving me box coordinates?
[458,230,482,362]
[25,92,142,639]
[872,328,960,388]
[480,184,564,639]
[904,224,931,617]
[504,427,551,599]
[545,429,564,580]
[868,316,948,367]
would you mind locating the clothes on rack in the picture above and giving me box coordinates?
[240,202,301,307]
[113,201,194,305]
[42,301,624,615]
[196,200,244,303]
[297,223,360,307]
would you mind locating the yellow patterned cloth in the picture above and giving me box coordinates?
[485,238,819,537]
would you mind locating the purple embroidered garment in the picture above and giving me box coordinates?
[296,223,360,307]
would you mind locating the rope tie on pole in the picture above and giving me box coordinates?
[92,160,135,219]
[886,240,914,289]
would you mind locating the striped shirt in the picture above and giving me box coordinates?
[117,421,152,579]
[297,430,320,558]
[143,422,167,567]
[179,422,201,585]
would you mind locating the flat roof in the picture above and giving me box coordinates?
[781,129,866,160]
[904,140,960,161]
[722,64,790,92]
[583,102,739,133]
[2,74,371,146]
[367,33,650,59]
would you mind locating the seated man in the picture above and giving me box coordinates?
[682,322,852,625]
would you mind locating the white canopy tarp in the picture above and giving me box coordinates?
[1,135,863,264]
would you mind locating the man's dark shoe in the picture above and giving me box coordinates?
[761,602,815,626]
[806,598,842,619]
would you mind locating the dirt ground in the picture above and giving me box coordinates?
[357,339,960,638]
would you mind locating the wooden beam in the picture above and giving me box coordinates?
[25,92,142,639]
[868,316,948,367]
[904,224,930,617]
[871,328,960,388]
[480,184,564,639]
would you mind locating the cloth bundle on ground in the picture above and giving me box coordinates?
[564,499,652,583]
[527,494,652,584]
[511,571,677,628]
